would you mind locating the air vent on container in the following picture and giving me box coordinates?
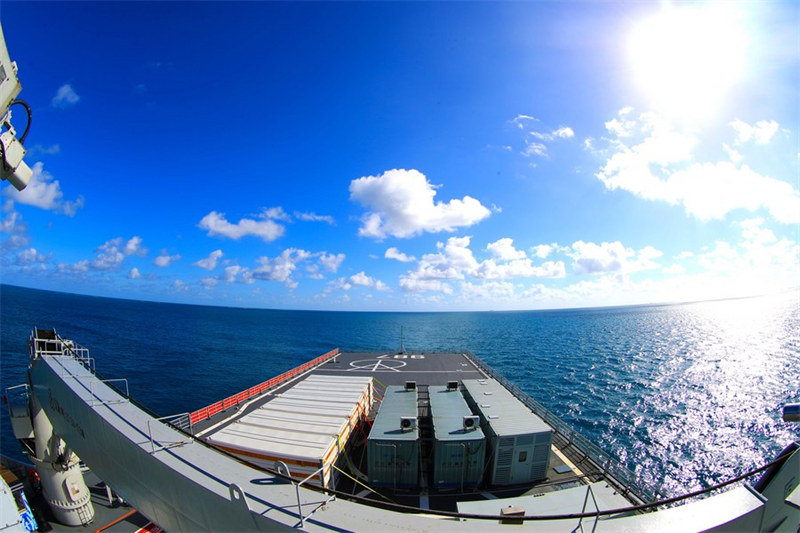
[463,415,480,430]
[400,416,417,431]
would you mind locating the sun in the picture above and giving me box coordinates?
[628,3,747,120]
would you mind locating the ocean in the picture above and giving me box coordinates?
[1,284,798,498]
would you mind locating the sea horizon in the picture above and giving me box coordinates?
[2,282,794,316]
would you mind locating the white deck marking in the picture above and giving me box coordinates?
[348,359,407,372]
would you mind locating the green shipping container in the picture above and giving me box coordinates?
[367,386,419,488]
[429,385,485,489]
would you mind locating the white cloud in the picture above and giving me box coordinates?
[596,109,800,224]
[531,243,556,259]
[318,252,345,273]
[739,218,776,245]
[58,260,89,274]
[460,280,516,300]
[722,143,742,164]
[486,238,527,261]
[668,161,800,223]
[262,206,291,221]
[221,264,252,284]
[513,116,576,159]
[198,211,285,242]
[172,280,188,292]
[295,211,335,225]
[569,240,662,275]
[26,144,61,157]
[400,236,567,292]
[349,271,390,292]
[530,126,575,141]
[51,84,80,108]
[385,247,415,262]
[199,277,217,289]
[91,238,127,270]
[306,265,324,280]
[85,236,145,271]
[523,142,548,158]
[16,247,47,266]
[399,237,476,291]
[399,278,454,295]
[473,258,566,280]
[604,116,636,138]
[128,267,142,280]
[123,236,147,257]
[629,246,664,273]
[0,205,29,250]
[730,119,779,145]
[570,241,625,275]
[349,169,491,239]
[154,252,180,267]
[512,115,539,129]
[194,249,223,270]
[663,264,686,275]
[3,162,85,216]
[252,248,312,288]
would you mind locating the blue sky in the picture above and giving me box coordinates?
[1,1,798,311]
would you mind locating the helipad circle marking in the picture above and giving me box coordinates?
[348,359,407,372]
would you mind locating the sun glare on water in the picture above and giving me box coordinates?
[628,3,747,121]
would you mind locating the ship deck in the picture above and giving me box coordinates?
[191,351,620,512]
[17,332,780,532]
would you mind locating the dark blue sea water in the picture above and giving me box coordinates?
[1,284,798,497]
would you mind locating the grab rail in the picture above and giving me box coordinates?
[188,348,340,426]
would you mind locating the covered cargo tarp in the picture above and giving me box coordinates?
[205,374,372,487]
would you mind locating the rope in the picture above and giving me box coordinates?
[330,464,396,504]
[349,445,797,521]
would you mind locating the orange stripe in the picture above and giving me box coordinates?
[214,444,322,468]
[94,509,137,533]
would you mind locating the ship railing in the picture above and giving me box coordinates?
[463,351,662,505]
[30,330,96,373]
[274,461,336,529]
[4,383,30,403]
[162,412,193,434]
[188,348,341,427]
[89,379,129,406]
[147,414,194,454]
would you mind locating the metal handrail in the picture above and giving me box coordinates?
[89,378,129,406]
[163,412,193,434]
[147,415,193,454]
[295,465,336,528]
[4,383,30,400]
[274,461,337,528]
[578,483,600,532]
